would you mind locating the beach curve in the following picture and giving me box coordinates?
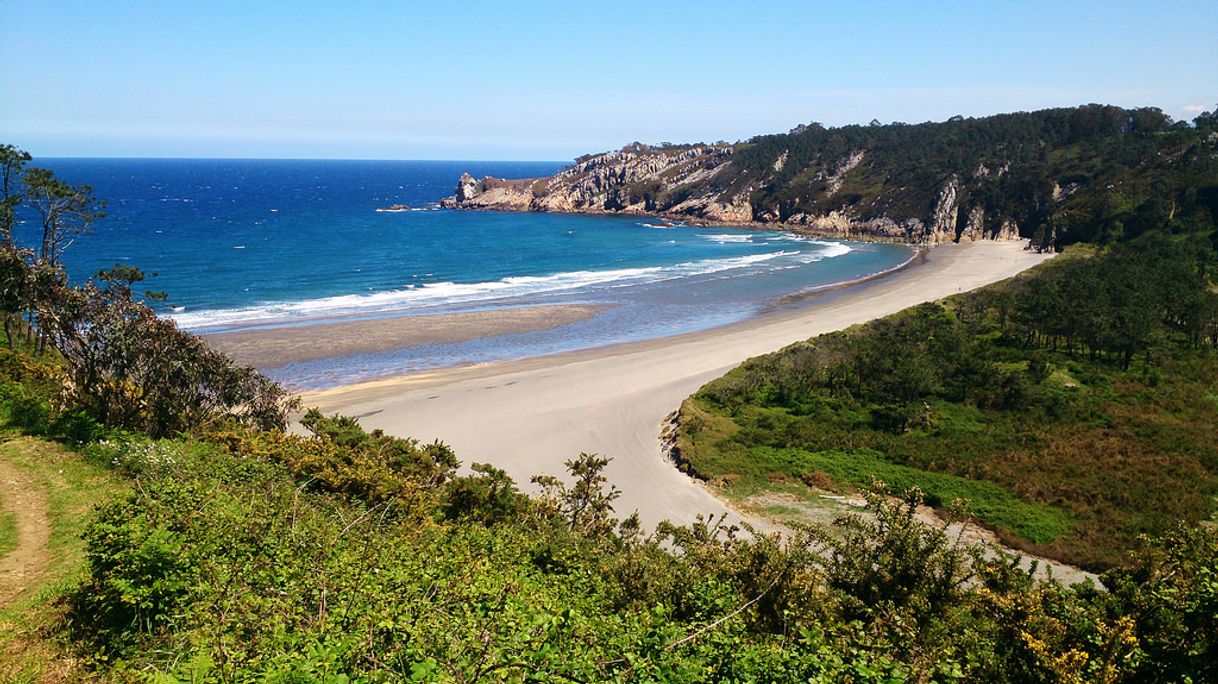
[302,240,1053,531]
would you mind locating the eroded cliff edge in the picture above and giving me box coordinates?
[441,106,1218,246]
[442,144,1025,244]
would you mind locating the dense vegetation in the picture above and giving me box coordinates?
[585,104,1218,249]
[1,345,1215,681]
[679,236,1218,570]
[735,105,1218,245]
[0,141,1214,680]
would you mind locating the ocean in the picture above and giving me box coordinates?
[22,158,914,388]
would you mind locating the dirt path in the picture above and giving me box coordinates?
[0,455,51,608]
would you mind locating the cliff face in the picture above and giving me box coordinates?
[440,145,751,221]
[441,105,1218,246]
[440,147,1017,244]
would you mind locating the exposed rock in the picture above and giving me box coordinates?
[929,177,960,243]
[441,142,1023,244]
[441,175,533,210]
[998,218,1020,242]
[443,146,736,217]
[961,206,985,242]
[456,173,479,201]
[826,150,866,196]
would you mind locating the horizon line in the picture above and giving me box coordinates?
[35,155,574,164]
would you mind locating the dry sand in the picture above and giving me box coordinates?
[303,240,1054,533]
[206,304,607,368]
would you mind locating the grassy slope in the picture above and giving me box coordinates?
[677,275,1218,571]
[0,436,127,682]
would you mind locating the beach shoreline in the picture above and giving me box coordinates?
[298,254,926,405]
[296,239,1096,581]
[300,238,1045,491]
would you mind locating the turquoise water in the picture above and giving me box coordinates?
[28,159,913,388]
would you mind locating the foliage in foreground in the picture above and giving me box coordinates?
[45,420,1211,683]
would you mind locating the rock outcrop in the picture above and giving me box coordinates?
[439,143,1036,244]
[441,105,1218,247]
[440,141,1038,244]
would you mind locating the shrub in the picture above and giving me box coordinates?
[39,265,299,437]
[3,383,51,433]
[442,462,528,524]
[53,409,103,445]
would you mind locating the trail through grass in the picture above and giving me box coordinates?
[0,436,126,682]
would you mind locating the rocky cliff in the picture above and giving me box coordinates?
[441,105,1218,247]
[440,146,1021,244]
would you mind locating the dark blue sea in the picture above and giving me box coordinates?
[23,159,914,388]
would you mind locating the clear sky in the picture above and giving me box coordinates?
[2,0,1215,161]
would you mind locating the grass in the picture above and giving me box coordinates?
[0,435,127,682]
[681,351,1218,569]
[678,395,1074,545]
[756,446,1074,545]
[0,511,15,558]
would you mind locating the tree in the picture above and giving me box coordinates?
[38,265,297,436]
[532,453,621,537]
[0,144,32,248]
[22,166,105,268]
[1193,104,1218,131]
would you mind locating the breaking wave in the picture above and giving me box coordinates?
[173,241,852,331]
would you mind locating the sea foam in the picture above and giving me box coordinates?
[172,245,845,331]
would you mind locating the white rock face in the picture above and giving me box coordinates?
[961,206,986,242]
[930,177,961,243]
[440,144,1034,244]
[773,150,789,172]
[826,150,866,196]
[456,173,480,202]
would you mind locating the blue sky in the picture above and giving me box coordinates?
[2,0,1214,160]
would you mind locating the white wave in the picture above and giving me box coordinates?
[762,235,852,255]
[173,250,798,330]
[698,233,755,243]
[812,241,852,258]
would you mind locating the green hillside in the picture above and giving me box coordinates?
[677,237,1218,570]
[507,104,1218,249]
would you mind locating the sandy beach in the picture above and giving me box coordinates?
[302,240,1054,530]
[206,304,607,369]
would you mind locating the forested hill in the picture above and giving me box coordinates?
[444,104,1218,248]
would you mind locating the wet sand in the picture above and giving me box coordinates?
[205,304,608,368]
[301,241,1053,528]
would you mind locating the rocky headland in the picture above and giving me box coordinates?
[440,144,1023,244]
[441,105,1218,247]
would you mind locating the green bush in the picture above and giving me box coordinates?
[3,383,51,434]
[53,409,103,445]
[65,427,1193,681]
